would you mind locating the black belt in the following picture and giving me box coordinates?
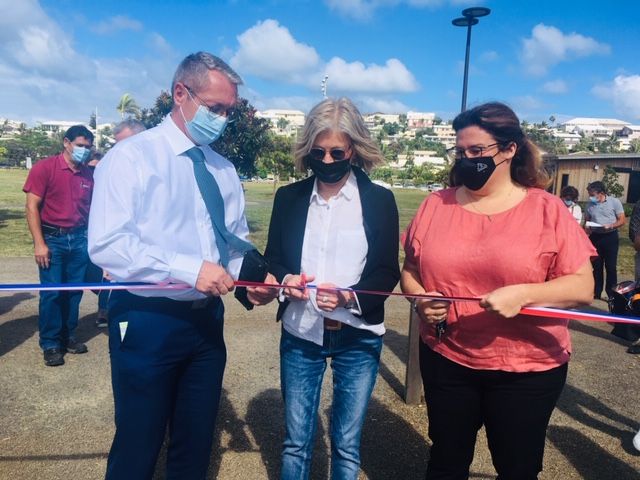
[41,223,87,236]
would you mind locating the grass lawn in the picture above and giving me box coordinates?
[0,168,636,280]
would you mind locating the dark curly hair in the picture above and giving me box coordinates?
[449,102,550,189]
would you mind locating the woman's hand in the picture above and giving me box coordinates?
[414,292,450,324]
[283,274,315,301]
[316,283,349,312]
[479,285,528,318]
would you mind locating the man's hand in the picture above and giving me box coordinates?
[246,273,279,306]
[34,242,50,269]
[195,261,235,296]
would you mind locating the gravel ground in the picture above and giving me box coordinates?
[0,256,639,479]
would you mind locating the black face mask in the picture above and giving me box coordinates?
[308,157,351,184]
[457,155,507,191]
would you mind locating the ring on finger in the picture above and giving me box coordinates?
[322,295,328,303]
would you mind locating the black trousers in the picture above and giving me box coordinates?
[419,343,567,480]
[589,231,619,299]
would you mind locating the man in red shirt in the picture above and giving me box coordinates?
[23,125,94,367]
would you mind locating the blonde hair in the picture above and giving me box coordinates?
[294,97,384,173]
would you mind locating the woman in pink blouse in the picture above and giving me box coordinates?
[401,102,595,480]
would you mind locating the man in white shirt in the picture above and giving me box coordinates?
[89,52,266,479]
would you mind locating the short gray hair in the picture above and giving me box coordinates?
[113,118,146,136]
[171,52,243,94]
[294,97,384,173]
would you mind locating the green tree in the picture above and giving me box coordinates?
[257,135,296,191]
[629,138,640,153]
[527,127,567,154]
[382,122,401,136]
[276,117,289,132]
[601,165,624,198]
[137,91,173,129]
[1,128,60,166]
[116,93,140,119]
[215,97,272,177]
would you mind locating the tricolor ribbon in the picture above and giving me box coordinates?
[1,280,639,325]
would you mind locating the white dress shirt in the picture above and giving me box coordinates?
[88,115,249,300]
[282,172,385,346]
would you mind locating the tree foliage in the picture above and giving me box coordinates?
[601,165,624,198]
[0,129,61,166]
[136,91,173,129]
[215,98,272,177]
[116,93,140,119]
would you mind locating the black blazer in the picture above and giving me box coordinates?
[264,167,400,325]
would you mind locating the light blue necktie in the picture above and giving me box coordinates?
[185,147,254,268]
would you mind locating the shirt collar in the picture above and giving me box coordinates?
[160,114,199,157]
[309,169,357,205]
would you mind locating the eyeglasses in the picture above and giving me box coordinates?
[308,147,348,161]
[184,85,235,118]
[447,142,502,160]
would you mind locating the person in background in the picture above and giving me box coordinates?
[560,185,582,224]
[262,97,400,480]
[401,102,595,480]
[91,121,146,328]
[84,150,111,327]
[87,150,103,169]
[23,125,95,367]
[584,180,626,300]
[89,51,273,479]
[627,199,640,355]
[112,117,146,143]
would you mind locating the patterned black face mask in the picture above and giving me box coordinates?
[456,155,507,190]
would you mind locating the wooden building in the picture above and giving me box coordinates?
[544,153,640,204]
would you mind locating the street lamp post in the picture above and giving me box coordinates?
[452,7,491,112]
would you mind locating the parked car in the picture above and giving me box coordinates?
[427,183,444,192]
[372,179,392,189]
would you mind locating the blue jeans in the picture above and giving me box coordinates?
[38,230,89,350]
[280,325,383,480]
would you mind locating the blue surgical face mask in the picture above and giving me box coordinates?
[589,196,598,203]
[71,145,91,164]
[180,93,229,145]
[563,199,574,206]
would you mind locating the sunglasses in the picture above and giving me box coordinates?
[308,147,348,161]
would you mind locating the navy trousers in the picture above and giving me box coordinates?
[106,291,226,480]
[589,231,619,299]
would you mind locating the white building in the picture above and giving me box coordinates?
[256,109,305,136]
[561,117,630,139]
[363,113,401,127]
[552,130,582,149]
[0,118,26,139]
[38,120,88,137]
[393,150,447,170]
[615,125,640,151]
[406,111,436,130]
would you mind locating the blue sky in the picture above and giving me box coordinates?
[2,0,639,126]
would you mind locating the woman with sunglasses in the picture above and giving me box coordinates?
[262,97,400,480]
[401,102,595,480]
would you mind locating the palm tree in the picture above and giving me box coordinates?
[116,93,140,119]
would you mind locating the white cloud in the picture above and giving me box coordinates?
[147,32,176,57]
[324,57,418,93]
[592,75,640,120]
[511,95,544,111]
[541,79,568,94]
[91,15,143,35]
[324,0,454,21]
[230,19,320,80]
[230,19,418,95]
[0,0,174,124]
[521,24,610,76]
[479,50,499,63]
[356,96,411,114]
